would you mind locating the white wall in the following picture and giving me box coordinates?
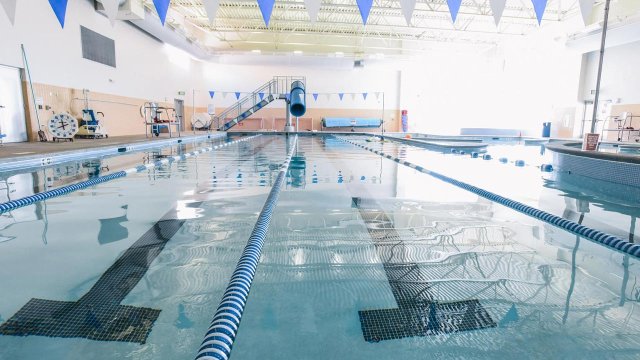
[199,61,400,110]
[0,0,201,104]
[0,1,401,113]
[579,40,640,104]
[400,20,584,136]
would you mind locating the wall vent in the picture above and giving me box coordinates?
[80,26,116,68]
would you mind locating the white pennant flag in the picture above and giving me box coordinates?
[101,0,121,26]
[374,92,381,101]
[203,0,220,25]
[304,0,321,23]
[222,92,228,99]
[579,0,595,25]
[0,0,17,25]
[324,93,331,101]
[350,93,356,101]
[399,0,416,25]
[489,0,506,26]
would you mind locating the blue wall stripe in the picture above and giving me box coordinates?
[196,135,298,360]
[0,135,261,214]
[336,136,640,259]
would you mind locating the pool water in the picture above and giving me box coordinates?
[358,136,640,242]
[0,135,639,359]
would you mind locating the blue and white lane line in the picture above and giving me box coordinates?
[196,135,298,360]
[0,135,261,214]
[336,136,640,259]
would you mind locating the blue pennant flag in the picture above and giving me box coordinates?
[285,94,290,101]
[313,93,319,101]
[362,92,368,100]
[257,0,276,26]
[531,0,547,25]
[152,0,171,25]
[209,91,215,99]
[356,0,373,24]
[446,0,462,22]
[235,92,241,100]
[258,92,265,100]
[48,0,69,28]
[338,93,344,101]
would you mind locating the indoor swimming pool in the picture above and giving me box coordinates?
[1,134,639,359]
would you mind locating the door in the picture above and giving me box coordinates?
[174,99,185,131]
[0,65,28,143]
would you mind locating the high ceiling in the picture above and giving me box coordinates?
[147,0,585,56]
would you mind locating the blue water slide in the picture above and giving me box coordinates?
[289,80,306,117]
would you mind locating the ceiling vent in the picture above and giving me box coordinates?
[95,0,145,21]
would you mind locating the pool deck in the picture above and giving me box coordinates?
[0,132,225,172]
[0,133,218,159]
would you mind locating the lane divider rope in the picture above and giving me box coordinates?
[336,136,640,259]
[0,135,261,214]
[196,135,298,360]
[376,134,552,171]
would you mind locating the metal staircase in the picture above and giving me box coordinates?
[215,76,305,131]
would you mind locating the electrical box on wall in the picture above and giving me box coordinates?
[94,0,145,21]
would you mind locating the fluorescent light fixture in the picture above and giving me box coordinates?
[251,49,261,54]
[335,51,344,57]
[293,50,303,55]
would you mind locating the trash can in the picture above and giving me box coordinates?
[542,122,551,138]
[401,110,408,133]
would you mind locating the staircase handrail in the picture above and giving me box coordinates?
[215,79,279,129]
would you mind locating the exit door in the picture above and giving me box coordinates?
[0,65,27,143]
[174,99,185,131]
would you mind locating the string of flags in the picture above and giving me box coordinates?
[204,91,382,101]
[0,0,598,29]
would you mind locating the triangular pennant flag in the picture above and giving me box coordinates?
[362,93,368,100]
[446,0,462,23]
[152,0,171,25]
[338,93,344,101]
[399,0,416,25]
[258,92,265,100]
[489,0,506,26]
[0,0,18,25]
[374,92,381,101]
[324,93,331,101]
[578,0,595,25]
[203,0,220,25]
[222,92,228,99]
[531,0,547,25]
[304,0,321,23]
[285,94,290,101]
[312,93,319,101]
[209,91,215,99]
[257,0,276,26]
[350,93,356,101]
[102,0,120,26]
[48,0,69,28]
[356,0,373,24]
[235,92,241,100]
